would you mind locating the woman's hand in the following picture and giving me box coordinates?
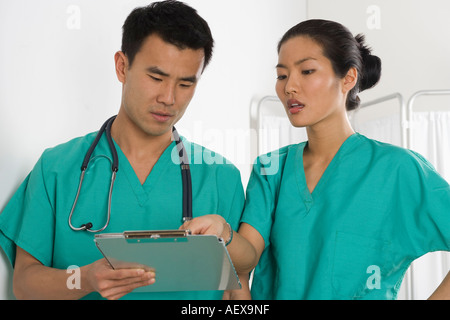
[179,214,231,242]
[223,272,251,300]
[181,218,264,275]
[223,288,252,300]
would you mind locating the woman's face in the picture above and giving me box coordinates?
[276,36,353,129]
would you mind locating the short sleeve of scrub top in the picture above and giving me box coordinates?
[241,133,450,300]
[240,146,291,248]
[0,133,245,300]
[0,155,55,267]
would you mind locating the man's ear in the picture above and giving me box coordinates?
[114,51,128,84]
[342,67,358,94]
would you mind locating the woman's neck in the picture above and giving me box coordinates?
[304,113,355,160]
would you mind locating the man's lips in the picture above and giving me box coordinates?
[287,99,305,114]
[151,111,173,122]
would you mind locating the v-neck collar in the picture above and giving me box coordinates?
[295,133,360,210]
[113,139,177,206]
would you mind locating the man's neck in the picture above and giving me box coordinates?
[110,113,173,184]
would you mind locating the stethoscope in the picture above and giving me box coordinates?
[68,115,193,233]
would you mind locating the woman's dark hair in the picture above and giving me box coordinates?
[278,19,382,111]
[121,0,214,71]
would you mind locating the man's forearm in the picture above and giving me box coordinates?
[13,246,93,300]
[13,263,91,300]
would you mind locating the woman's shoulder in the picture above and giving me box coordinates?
[355,133,440,174]
[252,142,306,178]
[257,142,305,161]
[255,142,305,165]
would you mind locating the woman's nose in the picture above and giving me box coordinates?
[285,77,299,95]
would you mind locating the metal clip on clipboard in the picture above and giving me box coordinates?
[94,230,241,293]
[123,230,191,242]
[124,229,190,238]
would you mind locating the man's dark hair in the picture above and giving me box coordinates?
[122,0,214,70]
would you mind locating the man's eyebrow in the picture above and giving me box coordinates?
[147,66,169,77]
[276,57,317,69]
[180,75,198,83]
[147,66,198,83]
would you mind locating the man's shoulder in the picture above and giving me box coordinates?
[40,132,97,168]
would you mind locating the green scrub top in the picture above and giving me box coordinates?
[0,131,244,300]
[241,133,450,300]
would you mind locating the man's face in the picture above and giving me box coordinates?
[116,33,205,138]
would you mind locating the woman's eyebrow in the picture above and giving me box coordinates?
[276,57,317,69]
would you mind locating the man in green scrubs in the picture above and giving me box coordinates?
[0,1,244,300]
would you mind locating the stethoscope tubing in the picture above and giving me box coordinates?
[68,116,192,233]
[173,126,193,222]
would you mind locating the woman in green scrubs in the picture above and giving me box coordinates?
[184,19,450,300]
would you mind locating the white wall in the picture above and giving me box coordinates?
[179,0,307,183]
[307,0,450,106]
[0,0,307,299]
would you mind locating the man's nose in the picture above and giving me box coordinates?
[157,82,176,106]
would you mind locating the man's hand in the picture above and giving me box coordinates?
[13,246,155,300]
[83,258,156,300]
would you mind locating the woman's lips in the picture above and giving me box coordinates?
[287,99,305,114]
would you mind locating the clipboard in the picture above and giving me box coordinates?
[94,230,241,293]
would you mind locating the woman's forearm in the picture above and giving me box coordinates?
[226,231,259,274]
[429,271,450,300]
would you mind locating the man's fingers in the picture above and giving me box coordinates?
[108,268,148,280]
[99,271,156,300]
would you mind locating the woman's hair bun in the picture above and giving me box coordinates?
[278,19,383,110]
[355,34,382,92]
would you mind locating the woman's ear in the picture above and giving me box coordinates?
[114,51,128,84]
[342,67,358,94]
